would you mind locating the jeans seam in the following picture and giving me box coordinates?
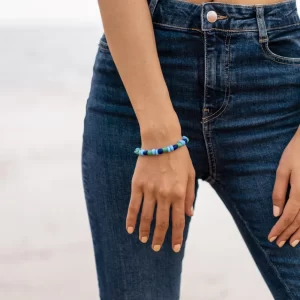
[202,30,232,123]
[152,22,300,34]
[260,42,300,66]
[202,30,228,121]
[203,0,296,8]
[203,30,208,115]
[202,31,216,184]
[204,22,300,32]
[202,123,216,185]
[210,123,217,182]
[201,34,216,184]
[213,178,296,300]
[179,0,295,7]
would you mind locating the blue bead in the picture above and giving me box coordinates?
[133,136,189,156]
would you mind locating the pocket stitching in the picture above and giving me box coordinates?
[260,40,300,66]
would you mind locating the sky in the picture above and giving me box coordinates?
[1,0,299,24]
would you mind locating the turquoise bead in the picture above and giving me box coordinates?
[134,135,189,156]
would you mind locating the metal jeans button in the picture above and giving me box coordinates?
[207,10,218,23]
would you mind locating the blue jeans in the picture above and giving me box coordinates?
[81,0,300,298]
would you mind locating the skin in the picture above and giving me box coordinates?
[97,0,298,253]
[268,125,300,248]
[97,0,195,253]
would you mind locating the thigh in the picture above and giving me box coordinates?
[81,25,208,299]
[210,31,300,299]
[212,126,300,299]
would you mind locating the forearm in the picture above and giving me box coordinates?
[98,0,181,145]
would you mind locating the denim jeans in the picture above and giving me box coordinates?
[81,0,300,298]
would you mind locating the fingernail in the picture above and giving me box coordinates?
[127,226,134,234]
[173,244,181,253]
[190,206,194,216]
[292,240,299,247]
[278,240,286,248]
[153,245,161,252]
[273,205,280,217]
[141,236,148,243]
[269,236,277,242]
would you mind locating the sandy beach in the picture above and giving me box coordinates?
[0,25,273,299]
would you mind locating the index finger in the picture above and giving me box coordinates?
[268,198,300,242]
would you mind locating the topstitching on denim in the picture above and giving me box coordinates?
[202,30,232,123]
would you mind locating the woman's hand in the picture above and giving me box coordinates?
[268,125,300,248]
[126,129,196,253]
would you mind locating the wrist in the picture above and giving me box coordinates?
[139,117,182,149]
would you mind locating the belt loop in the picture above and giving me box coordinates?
[255,5,268,43]
[148,0,159,17]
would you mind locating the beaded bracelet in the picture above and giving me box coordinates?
[134,136,189,156]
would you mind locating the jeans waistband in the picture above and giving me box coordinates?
[147,0,300,33]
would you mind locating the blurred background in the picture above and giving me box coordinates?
[1,0,299,299]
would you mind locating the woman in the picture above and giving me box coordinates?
[81,0,300,298]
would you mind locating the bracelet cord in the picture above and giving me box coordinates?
[134,136,189,156]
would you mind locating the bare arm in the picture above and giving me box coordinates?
[98,0,196,252]
[97,0,181,145]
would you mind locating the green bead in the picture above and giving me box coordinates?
[163,147,168,153]
[147,150,152,155]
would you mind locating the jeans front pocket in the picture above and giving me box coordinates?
[260,23,300,66]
